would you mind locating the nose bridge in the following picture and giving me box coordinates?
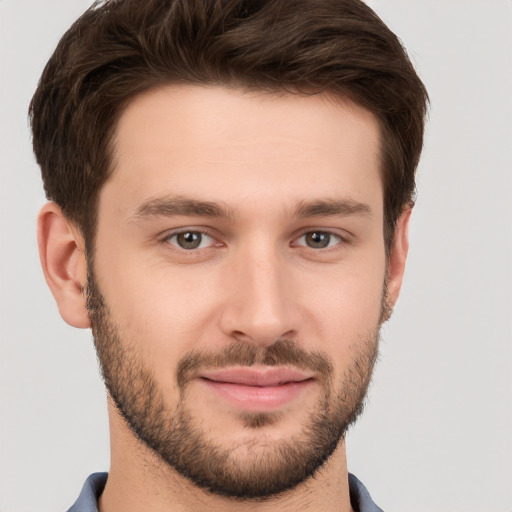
[220,239,297,345]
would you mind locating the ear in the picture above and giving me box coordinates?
[384,208,412,318]
[37,202,90,328]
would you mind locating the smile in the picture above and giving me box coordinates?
[198,367,316,412]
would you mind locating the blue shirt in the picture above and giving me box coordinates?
[68,472,384,511]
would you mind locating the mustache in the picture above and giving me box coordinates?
[176,339,333,389]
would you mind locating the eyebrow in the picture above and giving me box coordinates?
[132,196,371,222]
[133,196,235,220]
[294,199,372,218]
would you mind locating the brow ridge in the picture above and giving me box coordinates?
[133,196,371,222]
[134,196,234,220]
[295,199,372,218]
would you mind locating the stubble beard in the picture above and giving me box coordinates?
[86,268,382,500]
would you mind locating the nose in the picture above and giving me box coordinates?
[219,246,300,347]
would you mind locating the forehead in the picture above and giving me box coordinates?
[105,84,382,217]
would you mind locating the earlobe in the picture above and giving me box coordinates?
[384,208,412,320]
[37,202,90,328]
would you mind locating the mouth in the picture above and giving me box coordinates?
[197,366,316,412]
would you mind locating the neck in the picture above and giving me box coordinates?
[100,400,354,512]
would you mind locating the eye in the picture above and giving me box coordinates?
[296,231,342,249]
[166,231,215,250]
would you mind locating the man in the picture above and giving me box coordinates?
[30,0,428,510]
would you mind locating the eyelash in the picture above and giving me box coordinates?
[161,229,348,252]
[294,231,343,250]
[163,230,218,251]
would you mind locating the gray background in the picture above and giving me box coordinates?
[1,1,511,510]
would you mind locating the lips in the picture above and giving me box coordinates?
[200,366,314,386]
[197,366,315,412]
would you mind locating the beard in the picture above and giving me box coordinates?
[86,267,382,500]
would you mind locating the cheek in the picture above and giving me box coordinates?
[93,213,387,381]
[301,256,386,356]
[94,247,221,371]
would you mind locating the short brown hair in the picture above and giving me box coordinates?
[29,0,428,252]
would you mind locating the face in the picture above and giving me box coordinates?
[88,85,388,498]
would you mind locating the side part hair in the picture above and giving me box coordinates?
[29,0,428,252]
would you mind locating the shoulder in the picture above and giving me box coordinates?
[67,473,108,512]
[348,473,385,512]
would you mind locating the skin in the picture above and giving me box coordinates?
[38,85,411,511]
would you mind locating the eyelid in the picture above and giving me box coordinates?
[292,228,350,250]
[160,227,220,250]
[157,226,351,252]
